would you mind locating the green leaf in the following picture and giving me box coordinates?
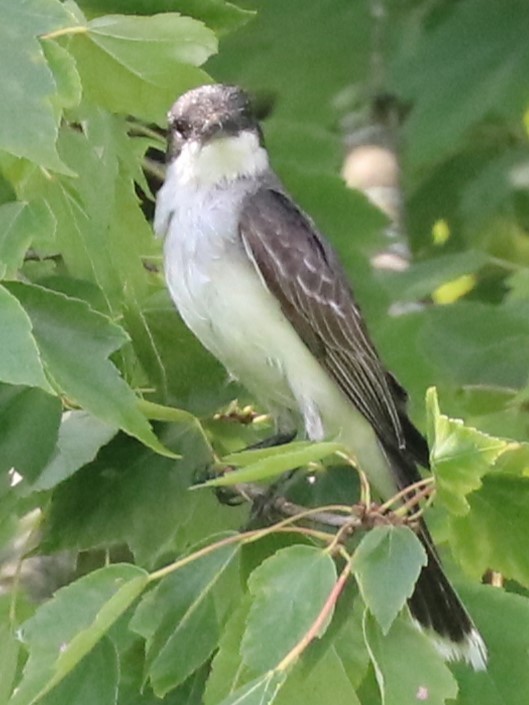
[41,109,154,313]
[363,612,458,705]
[452,584,529,705]
[274,646,361,705]
[0,0,75,171]
[450,474,529,587]
[211,0,372,127]
[242,545,337,672]
[12,564,148,705]
[204,596,255,705]
[5,282,172,456]
[40,422,240,567]
[0,385,61,481]
[383,251,488,304]
[30,410,117,491]
[131,537,240,696]
[78,0,253,36]
[426,387,508,515]
[419,302,529,391]
[41,39,82,113]
[0,202,33,279]
[205,441,345,487]
[0,625,19,705]
[39,638,118,705]
[215,671,286,705]
[70,12,217,123]
[0,285,52,392]
[352,526,427,635]
[392,0,529,166]
[140,289,232,413]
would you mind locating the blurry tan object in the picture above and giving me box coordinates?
[342,139,410,273]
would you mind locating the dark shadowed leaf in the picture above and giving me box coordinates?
[392,0,529,166]
[210,0,371,126]
[131,537,239,696]
[0,385,61,481]
[40,422,243,567]
[419,302,529,391]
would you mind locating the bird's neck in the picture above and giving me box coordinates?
[169,130,269,188]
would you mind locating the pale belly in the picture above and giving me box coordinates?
[158,174,396,499]
[163,232,396,499]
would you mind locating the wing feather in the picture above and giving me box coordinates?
[239,186,405,451]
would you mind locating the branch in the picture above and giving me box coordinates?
[228,480,430,535]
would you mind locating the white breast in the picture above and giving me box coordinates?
[156,142,395,499]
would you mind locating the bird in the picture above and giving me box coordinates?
[154,83,487,670]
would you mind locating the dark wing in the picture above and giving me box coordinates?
[240,186,409,454]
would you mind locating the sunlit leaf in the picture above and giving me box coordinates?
[205,441,345,487]
[427,387,508,514]
[70,12,217,123]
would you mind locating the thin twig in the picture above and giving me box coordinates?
[276,556,353,671]
[233,482,360,529]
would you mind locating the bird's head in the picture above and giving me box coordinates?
[166,84,268,186]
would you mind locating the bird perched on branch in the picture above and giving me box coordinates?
[154,83,486,670]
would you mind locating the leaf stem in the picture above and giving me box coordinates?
[148,520,341,584]
[148,532,246,582]
[378,476,435,514]
[41,25,88,40]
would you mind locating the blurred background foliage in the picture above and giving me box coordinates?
[1,1,529,704]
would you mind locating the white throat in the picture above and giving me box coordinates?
[171,130,269,188]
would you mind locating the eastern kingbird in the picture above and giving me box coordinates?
[155,84,487,670]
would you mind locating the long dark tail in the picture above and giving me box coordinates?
[410,521,487,670]
[384,421,487,670]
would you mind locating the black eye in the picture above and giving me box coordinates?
[170,116,189,139]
